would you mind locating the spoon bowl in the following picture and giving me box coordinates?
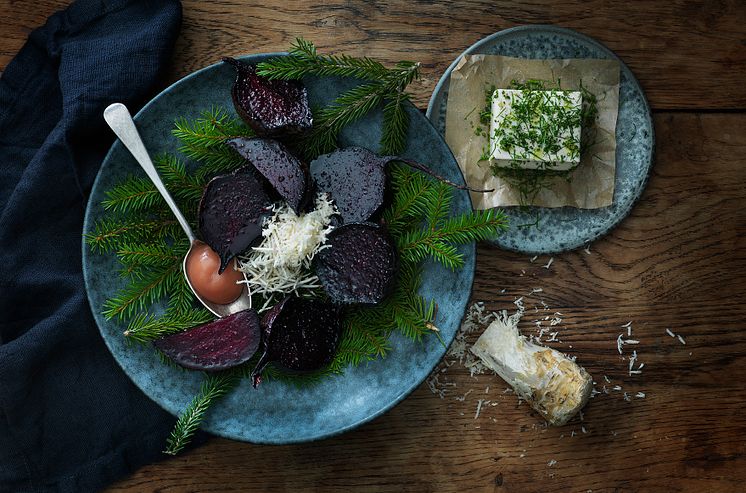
[103,102,251,318]
[182,240,252,317]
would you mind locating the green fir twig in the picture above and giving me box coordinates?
[173,107,254,179]
[257,38,420,158]
[256,38,391,80]
[163,371,242,455]
[380,92,410,155]
[125,307,214,343]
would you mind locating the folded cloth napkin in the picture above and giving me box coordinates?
[0,1,184,491]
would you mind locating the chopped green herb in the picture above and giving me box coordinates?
[474,78,600,208]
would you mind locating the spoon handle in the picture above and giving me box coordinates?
[103,103,196,243]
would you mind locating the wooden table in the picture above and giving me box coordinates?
[3,1,746,491]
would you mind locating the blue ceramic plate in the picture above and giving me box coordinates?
[82,54,475,444]
[427,25,654,254]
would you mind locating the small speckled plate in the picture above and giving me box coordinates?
[427,25,654,253]
[82,54,475,444]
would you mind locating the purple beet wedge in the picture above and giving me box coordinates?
[154,309,261,371]
[310,147,387,223]
[198,166,273,273]
[313,223,398,305]
[251,297,342,387]
[225,137,309,214]
[223,57,312,137]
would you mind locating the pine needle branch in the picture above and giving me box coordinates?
[102,264,181,320]
[115,240,184,271]
[125,307,214,343]
[169,274,198,315]
[172,107,254,179]
[164,371,242,455]
[341,309,394,362]
[382,164,433,230]
[436,208,510,245]
[85,216,179,253]
[102,176,162,214]
[302,82,387,158]
[380,91,410,155]
[257,38,420,160]
[394,209,508,271]
[153,154,206,204]
[257,38,391,80]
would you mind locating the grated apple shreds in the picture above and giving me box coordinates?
[237,195,337,303]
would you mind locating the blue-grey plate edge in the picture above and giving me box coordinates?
[82,53,475,445]
[426,25,655,254]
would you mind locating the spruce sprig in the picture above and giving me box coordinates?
[396,209,507,270]
[302,81,386,158]
[257,38,419,157]
[102,177,162,214]
[97,155,205,218]
[173,108,254,179]
[125,307,214,343]
[381,92,410,155]
[85,216,179,253]
[115,241,183,269]
[256,38,391,80]
[102,263,182,320]
[163,370,242,455]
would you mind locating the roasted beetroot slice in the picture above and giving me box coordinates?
[154,309,261,371]
[251,297,342,387]
[313,223,398,305]
[225,137,308,214]
[310,147,387,223]
[223,57,312,137]
[198,167,272,273]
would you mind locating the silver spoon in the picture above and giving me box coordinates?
[103,102,251,318]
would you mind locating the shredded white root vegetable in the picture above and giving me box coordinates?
[237,195,336,302]
[470,307,592,426]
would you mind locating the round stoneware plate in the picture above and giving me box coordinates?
[427,25,654,254]
[82,54,475,444]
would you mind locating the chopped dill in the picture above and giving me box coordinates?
[463,106,477,120]
[474,78,600,208]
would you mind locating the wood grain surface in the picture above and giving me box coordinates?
[2,1,746,492]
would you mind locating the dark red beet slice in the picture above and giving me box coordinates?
[198,167,273,273]
[313,223,398,305]
[251,297,342,387]
[154,309,261,371]
[225,137,308,214]
[223,57,312,137]
[310,147,387,223]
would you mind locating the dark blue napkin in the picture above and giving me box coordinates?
[0,1,183,491]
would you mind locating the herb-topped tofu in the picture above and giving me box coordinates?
[489,88,583,171]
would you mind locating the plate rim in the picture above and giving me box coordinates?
[81,53,476,444]
[426,24,656,254]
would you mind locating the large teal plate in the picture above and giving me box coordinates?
[427,25,654,254]
[82,54,474,444]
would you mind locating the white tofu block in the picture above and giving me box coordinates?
[490,88,582,171]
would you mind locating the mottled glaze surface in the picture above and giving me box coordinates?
[82,54,475,444]
[427,25,654,254]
